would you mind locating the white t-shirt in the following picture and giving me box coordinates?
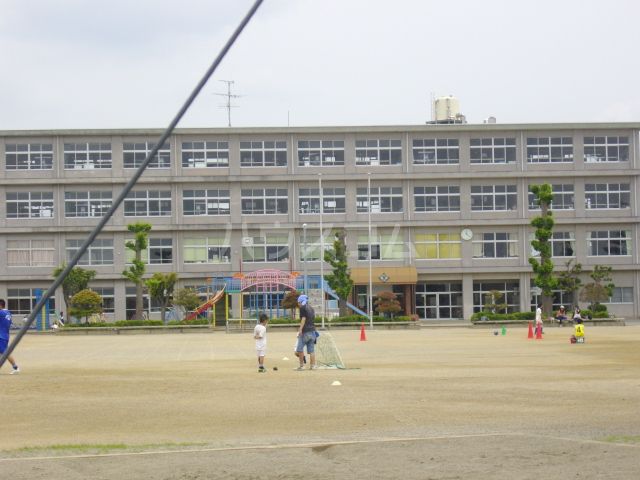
[535,307,542,323]
[254,324,267,350]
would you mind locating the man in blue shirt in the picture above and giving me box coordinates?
[0,299,20,374]
[295,294,317,370]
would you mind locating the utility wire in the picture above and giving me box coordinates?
[0,0,264,369]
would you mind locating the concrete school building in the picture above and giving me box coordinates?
[0,122,638,322]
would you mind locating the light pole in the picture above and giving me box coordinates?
[318,173,325,328]
[368,172,373,329]
[302,223,308,293]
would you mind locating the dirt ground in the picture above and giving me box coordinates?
[1,325,639,479]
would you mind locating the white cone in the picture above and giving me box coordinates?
[331,380,342,386]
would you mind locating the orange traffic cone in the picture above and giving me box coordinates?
[535,324,543,340]
[360,323,367,341]
[527,322,534,339]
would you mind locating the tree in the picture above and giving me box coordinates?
[528,184,557,317]
[281,290,301,319]
[374,291,402,318]
[557,259,583,307]
[70,289,103,323]
[483,290,508,314]
[145,272,177,323]
[580,265,615,311]
[173,288,202,319]
[122,222,152,320]
[324,229,354,317]
[52,264,96,317]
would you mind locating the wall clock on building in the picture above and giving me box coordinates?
[460,228,473,241]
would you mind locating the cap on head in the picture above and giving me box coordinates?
[297,294,308,305]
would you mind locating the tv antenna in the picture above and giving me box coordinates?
[214,80,243,127]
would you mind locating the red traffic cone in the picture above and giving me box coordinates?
[535,324,543,340]
[360,323,367,341]
[527,322,534,339]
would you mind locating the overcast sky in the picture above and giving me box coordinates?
[1,0,639,130]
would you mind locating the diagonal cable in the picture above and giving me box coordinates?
[0,0,264,369]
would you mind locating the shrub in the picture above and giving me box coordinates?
[470,311,535,321]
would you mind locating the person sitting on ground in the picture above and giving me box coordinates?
[556,305,568,326]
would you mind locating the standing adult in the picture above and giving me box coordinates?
[535,303,543,336]
[295,294,317,370]
[0,299,20,374]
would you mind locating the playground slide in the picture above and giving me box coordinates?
[184,287,226,321]
[321,280,368,317]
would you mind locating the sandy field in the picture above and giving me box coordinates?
[1,325,639,479]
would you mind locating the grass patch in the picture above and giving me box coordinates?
[14,441,207,454]
[600,435,640,444]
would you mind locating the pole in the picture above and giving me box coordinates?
[0,0,265,369]
[319,173,325,328]
[302,223,308,293]
[368,172,373,329]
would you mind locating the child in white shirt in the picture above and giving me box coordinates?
[254,313,269,372]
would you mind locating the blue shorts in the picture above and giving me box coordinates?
[0,338,8,354]
[296,331,316,354]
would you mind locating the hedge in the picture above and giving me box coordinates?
[470,311,536,321]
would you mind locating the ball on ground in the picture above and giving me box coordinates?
[273,366,278,371]
[493,329,499,336]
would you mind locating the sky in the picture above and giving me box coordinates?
[1,0,639,130]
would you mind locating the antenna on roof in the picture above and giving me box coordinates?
[214,80,243,127]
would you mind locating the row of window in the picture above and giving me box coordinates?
[6,229,632,269]
[4,182,631,218]
[5,283,633,318]
[3,135,630,170]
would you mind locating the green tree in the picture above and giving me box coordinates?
[528,184,557,317]
[173,288,202,319]
[122,222,152,320]
[483,290,508,314]
[557,259,583,307]
[69,289,103,323]
[52,264,97,318]
[374,291,402,318]
[145,272,178,323]
[324,229,354,317]
[281,290,301,320]
[580,265,615,311]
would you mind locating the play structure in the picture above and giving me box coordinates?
[184,269,368,325]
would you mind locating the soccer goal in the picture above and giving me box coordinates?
[315,331,346,369]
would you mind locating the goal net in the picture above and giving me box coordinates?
[315,331,346,369]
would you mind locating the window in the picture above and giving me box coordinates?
[526,137,573,163]
[241,188,288,215]
[588,230,631,256]
[184,236,231,264]
[357,233,404,260]
[6,191,54,218]
[297,140,344,166]
[126,238,172,264]
[530,286,573,311]
[471,185,517,211]
[355,139,402,165]
[528,184,574,210]
[5,143,53,170]
[585,183,630,209]
[416,282,463,319]
[7,288,55,315]
[608,287,633,303]
[92,287,115,313]
[299,231,334,262]
[414,185,460,212]
[64,191,112,218]
[183,189,230,216]
[181,141,229,168]
[299,187,346,214]
[64,143,112,169]
[356,186,403,213]
[242,235,289,262]
[584,136,629,163]
[473,233,517,258]
[125,286,150,319]
[412,138,459,165]
[551,232,575,257]
[7,239,55,267]
[473,280,520,313]
[123,141,170,169]
[66,238,114,265]
[124,190,172,217]
[240,141,287,167]
[414,233,461,259]
[470,137,516,164]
